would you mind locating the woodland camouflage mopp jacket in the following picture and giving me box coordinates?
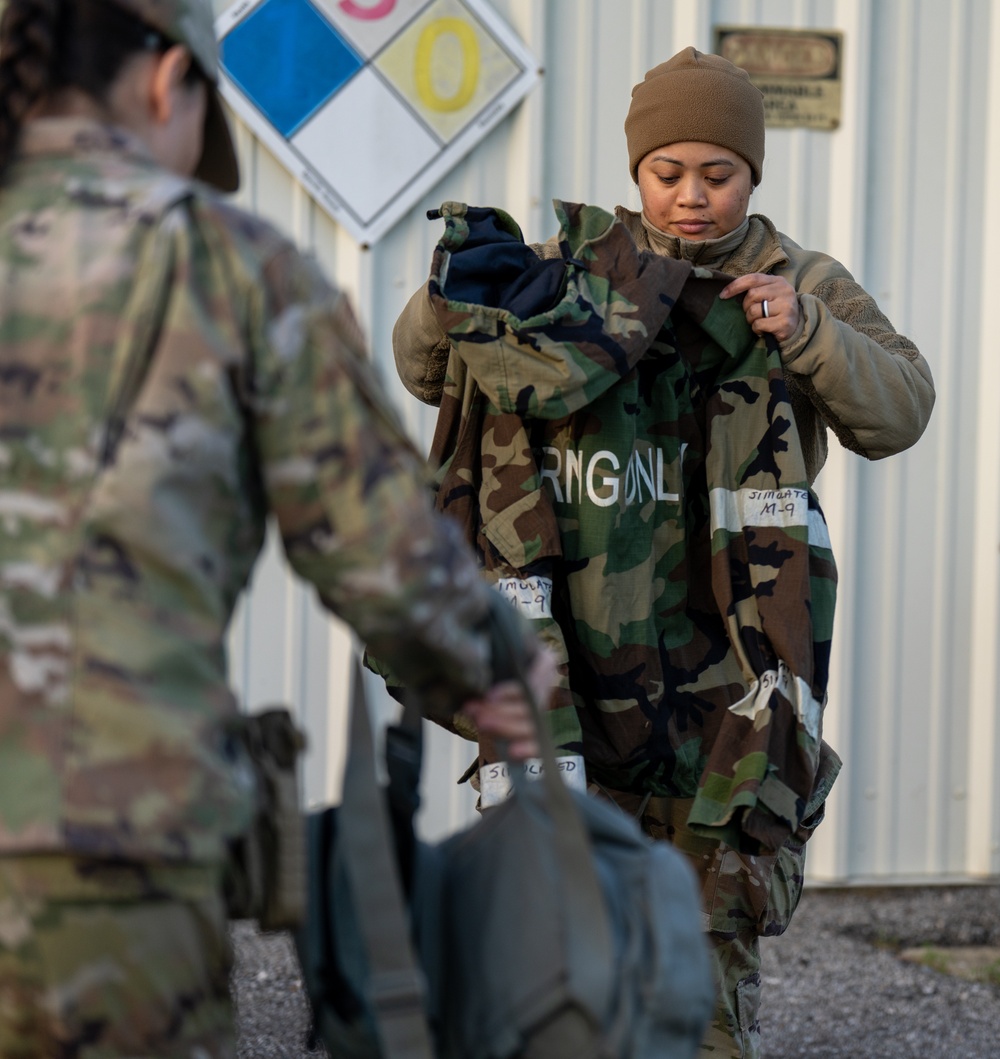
[422,200,840,853]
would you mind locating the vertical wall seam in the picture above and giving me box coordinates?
[966,0,1000,878]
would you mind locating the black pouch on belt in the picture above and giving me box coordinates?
[223,707,308,931]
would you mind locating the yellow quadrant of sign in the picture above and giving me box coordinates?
[374,0,521,142]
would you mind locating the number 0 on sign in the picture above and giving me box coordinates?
[215,0,541,245]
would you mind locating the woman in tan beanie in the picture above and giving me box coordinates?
[621,47,933,483]
[613,46,934,1059]
[393,45,934,1059]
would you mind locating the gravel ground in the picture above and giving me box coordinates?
[232,883,1000,1058]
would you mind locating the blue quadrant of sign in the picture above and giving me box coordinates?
[220,0,363,138]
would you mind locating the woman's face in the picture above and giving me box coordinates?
[636,141,753,241]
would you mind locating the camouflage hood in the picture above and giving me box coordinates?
[424,200,840,852]
[427,199,692,418]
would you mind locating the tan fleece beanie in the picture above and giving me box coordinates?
[625,47,765,185]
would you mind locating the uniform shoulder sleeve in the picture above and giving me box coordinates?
[775,240,935,461]
[222,217,532,718]
[392,283,451,406]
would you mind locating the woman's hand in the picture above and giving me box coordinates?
[720,273,801,345]
[459,647,558,762]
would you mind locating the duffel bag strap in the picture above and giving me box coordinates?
[339,654,437,1059]
[491,602,615,1014]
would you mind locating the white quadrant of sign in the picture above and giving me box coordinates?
[216,0,540,245]
[293,68,439,225]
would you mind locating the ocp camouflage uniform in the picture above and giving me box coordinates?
[0,122,527,1057]
[395,200,841,1058]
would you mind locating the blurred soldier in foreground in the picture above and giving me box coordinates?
[0,0,549,1054]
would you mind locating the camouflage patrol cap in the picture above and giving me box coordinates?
[112,0,239,191]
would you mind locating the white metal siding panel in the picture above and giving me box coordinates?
[214,0,1000,880]
[968,0,1000,881]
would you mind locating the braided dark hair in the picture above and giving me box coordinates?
[0,0,196,179]
[0,0,59,174]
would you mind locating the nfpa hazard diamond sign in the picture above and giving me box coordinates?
[216,0,540,245]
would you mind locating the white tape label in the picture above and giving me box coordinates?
[495,575,553,619]
[479,753,586,807]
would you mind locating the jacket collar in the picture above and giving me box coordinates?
[639,213,750,266]
[18,117,157,167]
[615,206,788,277]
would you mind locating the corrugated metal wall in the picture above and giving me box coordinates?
[217,0,1000,883]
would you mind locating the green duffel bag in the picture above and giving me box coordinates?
[294,647,715,1059]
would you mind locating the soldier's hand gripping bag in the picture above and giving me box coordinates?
[295,615,715,1059]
